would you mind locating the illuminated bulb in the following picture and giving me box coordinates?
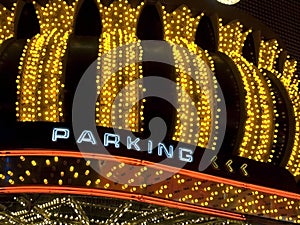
[17,0,79,122]
[163,6,216,148]
[217,0,240,5]
[218,21,273,162]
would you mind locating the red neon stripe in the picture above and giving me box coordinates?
[1,149,300,200]
[0,185,245,220]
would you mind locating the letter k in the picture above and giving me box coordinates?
[127,136,141,151]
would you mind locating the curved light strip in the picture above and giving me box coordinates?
[218,21,274,162]
[0,185,245,220]
[1,149,300,200]
[162,6,215,148]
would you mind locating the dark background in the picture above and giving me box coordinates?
[234,0,300,72]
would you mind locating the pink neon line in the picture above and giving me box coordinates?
[0,185,245,220]
[0,149,300,200]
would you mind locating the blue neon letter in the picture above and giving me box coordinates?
[104,133,120,148]
[76,130,97,145]
[148,140,153,154]
[179,148,193,162]
[52,128,70,142]
[127,136,141,151]
[158,143,173,158]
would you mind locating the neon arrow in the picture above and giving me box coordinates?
[210,156,219,169]
[225,159,234,173]
[240,163,248,176]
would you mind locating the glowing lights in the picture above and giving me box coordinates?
[218,20,274,162]
[257,40,283,164]
[218,19,299,173]
[258,40,280,72]
[17,0,78,122]
[162,6,217,149]
[0,152,299,223]
[217,0,241,5]
[217,18,300,174]
[0,3,15,46]
[256,38,300,175]
[6,0,300,187]
[217,19,299,172]
[52,128,70,141]
[12,0,300,174]
[282,60,300,176]
[95,0,144,132]
[3,188,246,224]
[218,21,250,56]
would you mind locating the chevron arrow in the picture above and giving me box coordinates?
[240,163,249,176]
[225,159,234,173]
[210,156,219,169]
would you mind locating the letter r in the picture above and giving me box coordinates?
[104,133,120,148]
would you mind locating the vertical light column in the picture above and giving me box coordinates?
[259,40,300,176]
[257,40,300,174]
[17,0,78,122]
[218,20,274,162]
[258,40,284,163]
[281,60,300,176]
[162,6,217,148]
[95,0,144,132]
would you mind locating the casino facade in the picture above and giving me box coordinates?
[0,0,299,224]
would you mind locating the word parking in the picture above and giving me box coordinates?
[52,128,194,163]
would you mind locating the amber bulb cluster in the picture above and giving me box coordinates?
[256,38,300,175]
[260,41,300,175]
[162,6,218,149]
[218,20,274,162]
[0,3,15,45]
[283,60,300,175]
[95,0,144,132]
[0,0,298,176]
[0,153,299,223]
[16,0,78,122]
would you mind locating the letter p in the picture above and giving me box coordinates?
[52,128,70,142]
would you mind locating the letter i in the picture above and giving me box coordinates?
[148,140,153,154]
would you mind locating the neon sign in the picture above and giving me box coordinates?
[52,128,194,163]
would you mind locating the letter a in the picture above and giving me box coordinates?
[77,130,97,145]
